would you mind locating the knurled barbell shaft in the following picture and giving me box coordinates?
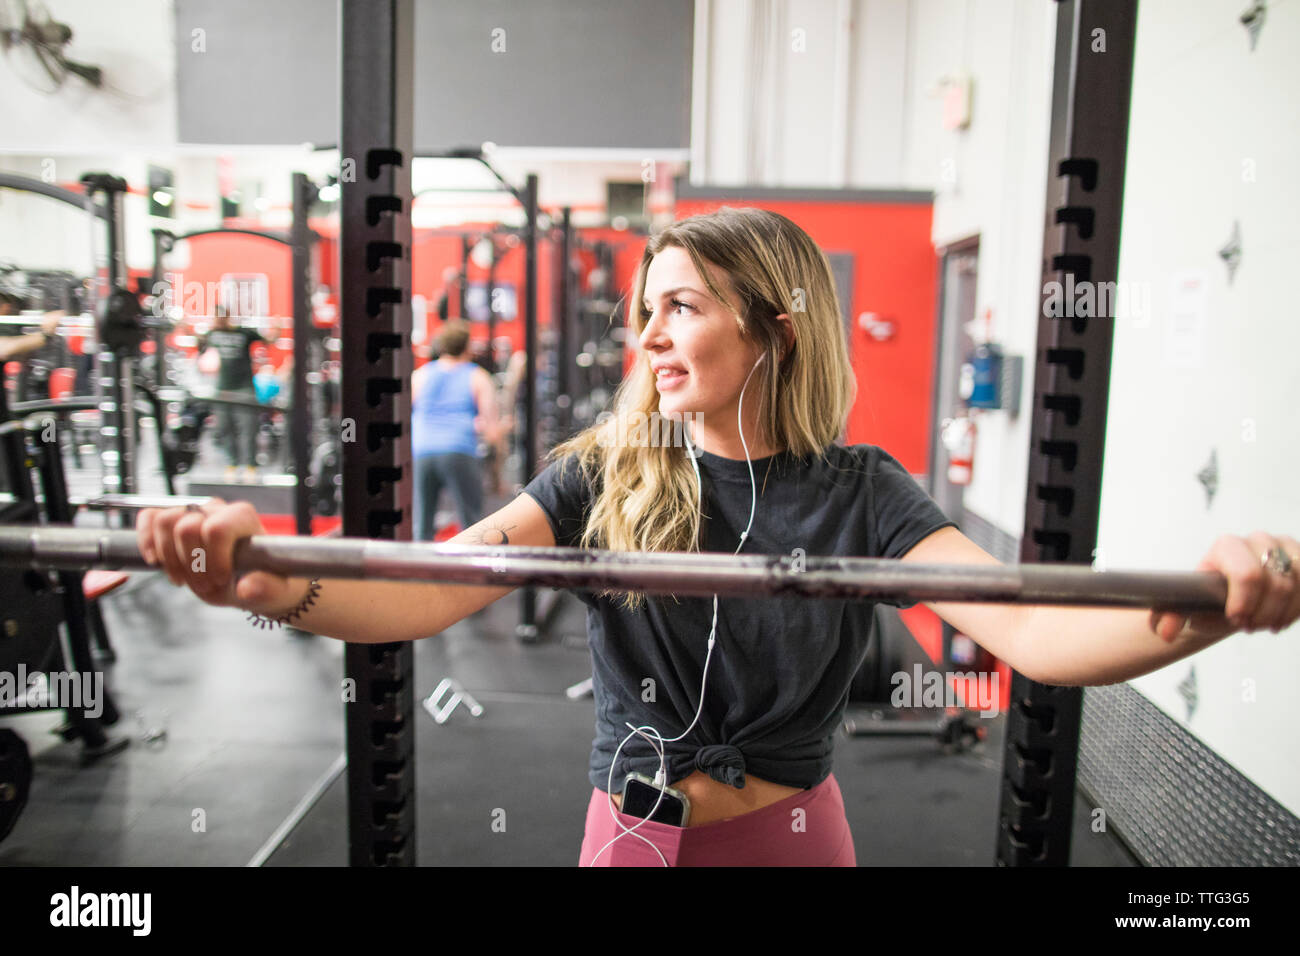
[0,524,1228,612]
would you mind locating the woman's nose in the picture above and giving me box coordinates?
[638,309,666,351]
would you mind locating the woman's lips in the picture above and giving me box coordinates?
[655,370,687,390]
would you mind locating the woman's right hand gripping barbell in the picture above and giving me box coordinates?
[135,499,303,616]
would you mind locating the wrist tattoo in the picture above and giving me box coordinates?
[245,579,322,630]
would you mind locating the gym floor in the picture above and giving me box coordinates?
[0,422,1139,866]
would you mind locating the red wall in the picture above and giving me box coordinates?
[406,221,643,367]
[171,232,293,318]
[180,203,939,472]
[277,221,644,373]
[408,225,551,358]
[671,198,938,474]
[165,231,294,369]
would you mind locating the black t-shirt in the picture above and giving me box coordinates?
[522,442,957,794]
[199,327,265,391]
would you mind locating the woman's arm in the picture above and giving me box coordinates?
[1000,604,1226,686]
[898,527,1030,671]
[900,526,1299,687]
[0,310,60,361]
[138,491,558,644]
[0,331,47,362]
[261,493,551,643]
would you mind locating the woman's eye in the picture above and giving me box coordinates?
[641,299,695,318]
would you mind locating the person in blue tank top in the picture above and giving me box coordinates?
[410,320,503,540]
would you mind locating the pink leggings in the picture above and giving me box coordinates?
[578,773,856,867]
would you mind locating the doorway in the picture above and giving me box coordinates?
[927,238,979,527]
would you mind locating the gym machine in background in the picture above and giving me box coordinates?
[78,174,143,526]
[0,171,136,524]
[0,263,94,405]
[553,219,640,438]
[410,221,519,372]
[414,149,544,643]
[1,167,344,535]
[0,391,129,848]
[150,174,328,535]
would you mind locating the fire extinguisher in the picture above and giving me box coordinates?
[941,414,976,485]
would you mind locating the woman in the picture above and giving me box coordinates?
[136,208,1298,867]
[410,320,502,540]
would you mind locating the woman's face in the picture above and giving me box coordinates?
[639,246,768,447]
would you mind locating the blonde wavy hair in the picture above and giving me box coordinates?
[546,206,857,609]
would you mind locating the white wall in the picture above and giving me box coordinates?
[773,0,841,185]
[849,0,909,186]
[410,150,684,231]
[1097,0,1300,813]
[693,0,1055,539]
[0,156,98,276]
[912,0,1055,539]
[0,150,307,275]
[0,0,177,152]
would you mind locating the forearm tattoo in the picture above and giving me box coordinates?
[465,521,516,546]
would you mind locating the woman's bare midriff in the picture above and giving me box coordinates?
[611,769,804,826]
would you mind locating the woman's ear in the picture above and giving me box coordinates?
[774,313,795,359]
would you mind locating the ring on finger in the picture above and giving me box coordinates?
[1261,546,1293,576]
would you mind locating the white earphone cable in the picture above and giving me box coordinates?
[587,352,766,867]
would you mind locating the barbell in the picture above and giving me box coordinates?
[0,523,1227,612]
[0,316,95,333]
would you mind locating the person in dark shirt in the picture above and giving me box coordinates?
[136,207,1299,866]
[196,304,277,482]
